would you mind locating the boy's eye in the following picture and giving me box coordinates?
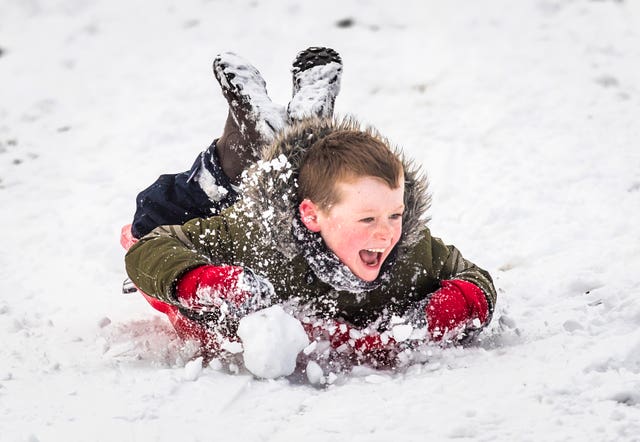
[360,217,375,223]
[390,213,403,220]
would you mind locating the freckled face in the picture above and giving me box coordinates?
[310,176,405,281]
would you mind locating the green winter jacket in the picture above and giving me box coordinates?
[125,117,497,328]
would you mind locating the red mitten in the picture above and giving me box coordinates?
[176,265,273,319]
[177,265,247,308]
[426,279,489,340]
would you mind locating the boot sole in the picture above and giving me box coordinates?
[292,47,342,75]
[289,47,343,120]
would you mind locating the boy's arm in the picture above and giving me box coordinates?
[430,235,497,315]
[125,214,237,306]
[422,231,497,338]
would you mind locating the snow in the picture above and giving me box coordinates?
[236,305,309,379]
[305,360,324,385]
[195,154,229,202]
[287,61,342,120]
[1,0,640,441]
[183,356,203,382]
[391,323,414,342]
[212,51,286,140]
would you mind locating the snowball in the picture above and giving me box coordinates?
[237,305,309,379]
[305,360,324,385]
[303,340,318,355]
[183,357,203,381]
[220,339,243,354]
[391,324,413,341]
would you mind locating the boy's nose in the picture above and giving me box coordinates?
[374,220,393,240]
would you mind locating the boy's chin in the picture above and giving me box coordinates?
[351,264,382,282]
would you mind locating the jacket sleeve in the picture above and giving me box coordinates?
[124,211,241,306]
[428,231,497,322]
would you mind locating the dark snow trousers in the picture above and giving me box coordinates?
[131,140,239,238]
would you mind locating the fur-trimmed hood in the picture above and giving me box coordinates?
[239,116,431,263]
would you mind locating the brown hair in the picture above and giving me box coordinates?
[298,129,403,210]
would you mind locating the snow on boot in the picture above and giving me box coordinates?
[213,52,286,183]
[287,46,342,122]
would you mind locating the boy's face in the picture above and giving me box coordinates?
[299,175,405,281]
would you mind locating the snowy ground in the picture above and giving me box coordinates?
[2,0,640,440]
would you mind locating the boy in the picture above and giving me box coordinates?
[124,48,497,369]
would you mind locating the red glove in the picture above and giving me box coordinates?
[176,265,273,329]
[426,279,489,340]
[177,265,248,308]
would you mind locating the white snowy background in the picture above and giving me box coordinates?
[1,0,640,440]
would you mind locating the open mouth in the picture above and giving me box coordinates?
[359,248,385,267]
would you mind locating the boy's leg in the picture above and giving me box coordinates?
[130,142,238,238]
[213,52,286,184]
[131,53,285,238]
[287,47,343,122]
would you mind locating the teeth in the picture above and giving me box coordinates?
[365,248,385,253]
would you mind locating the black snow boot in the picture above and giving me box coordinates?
[287,47,343,122]
[213,52,286,184]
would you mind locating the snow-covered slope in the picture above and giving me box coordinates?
[1,0,639,440]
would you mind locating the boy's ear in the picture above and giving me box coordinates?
[299,199,322,232]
